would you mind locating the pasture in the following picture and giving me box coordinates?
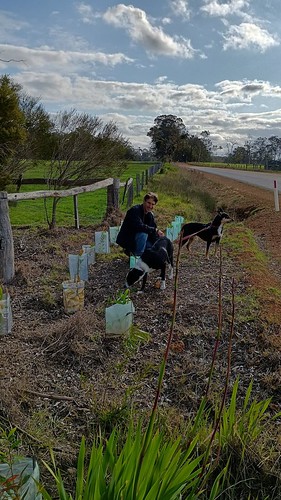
[7,161,158,227]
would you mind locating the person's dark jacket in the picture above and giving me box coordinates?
[116,203,158,254]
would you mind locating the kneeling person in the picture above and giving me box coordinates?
[116,192,164,257]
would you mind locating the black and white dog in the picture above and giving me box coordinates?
[125,236,174,291]
[180,209,232,258]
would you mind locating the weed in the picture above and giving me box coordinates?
[232,292,260,323]
[123,325,150,353]
[268,286,281,297]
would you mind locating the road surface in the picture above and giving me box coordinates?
[187,166,281,193]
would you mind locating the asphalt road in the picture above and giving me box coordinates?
[187,166,281,193]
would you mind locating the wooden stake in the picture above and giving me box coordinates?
[0,192,15,283]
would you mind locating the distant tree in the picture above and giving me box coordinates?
[0,75,26,189]
[251,137,268,166]
[8,93,55,183]
[147,115,188,161]
[185,135,212,162]
[211,144,223,160]
[139,148,154,161]
[147,116,212,163]
[19,93,54,160]
[244,140,254,166]
[227,146,248,165]
[121,142,140,160]
[200,131,213,158]
[46,109,129,228]
[267,136,281,161]
[225,140,238,163]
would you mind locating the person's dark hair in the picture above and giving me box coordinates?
[144,192,158,204]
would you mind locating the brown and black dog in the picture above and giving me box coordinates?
[180,209,232,258]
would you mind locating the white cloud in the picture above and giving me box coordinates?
[201,0,250,18]
[161,17,172,25]
[0,44,134,72]
[169,0,191,20]
[223,22,279,51]
[2,2,281,152]
[75,2,100,23]
[102,4,196,58]
[10,70,281,149]
[216,79,281,99]
[154,76,168,84]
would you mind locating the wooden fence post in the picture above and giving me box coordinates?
[73,195,79,229]
[0,192,15,283]
[107,179,120,214]
[136,173,140,196]
[127,182,134,207]
[113,178,120,209]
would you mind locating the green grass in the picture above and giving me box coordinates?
[7,161,159,227]
[21,161,50,179]
[224,224,268,268]
[16,160,157,181]
[9,190,109,227]
[189,161,265,170]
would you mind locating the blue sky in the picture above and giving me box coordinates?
[1,0,281,153]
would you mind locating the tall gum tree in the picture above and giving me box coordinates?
[147,114,187,162]
[0,75,26,189]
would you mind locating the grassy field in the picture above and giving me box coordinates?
[189,161,265,170]
[5,160,271,227]
[7,161,158,227]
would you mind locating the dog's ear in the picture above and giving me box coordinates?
[217,207,223,214]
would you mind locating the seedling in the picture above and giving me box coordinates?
[109,289,131,305]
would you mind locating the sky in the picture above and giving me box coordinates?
[1,0,281,155]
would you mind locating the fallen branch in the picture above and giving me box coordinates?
[23,389,75,402]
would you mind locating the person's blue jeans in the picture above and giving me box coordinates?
[134,232,153,256]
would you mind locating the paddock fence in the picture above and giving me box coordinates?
[0,162,163,283]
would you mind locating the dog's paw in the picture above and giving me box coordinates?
[160,280,166,290]
[168,267,173,280]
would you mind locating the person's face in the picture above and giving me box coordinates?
[143,197,156,213]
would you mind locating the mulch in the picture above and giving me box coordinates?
[0,172,281,475]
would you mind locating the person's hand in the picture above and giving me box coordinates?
[157,229,165,237]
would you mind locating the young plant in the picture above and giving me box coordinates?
[110,288,131,305]
[0,427,29,499]
[40,423,203,500]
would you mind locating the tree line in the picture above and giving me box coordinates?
[1,74,281,204]
[146,114,281,169]
[226,137,281,169]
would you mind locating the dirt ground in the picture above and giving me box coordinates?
[0,167,281,484]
